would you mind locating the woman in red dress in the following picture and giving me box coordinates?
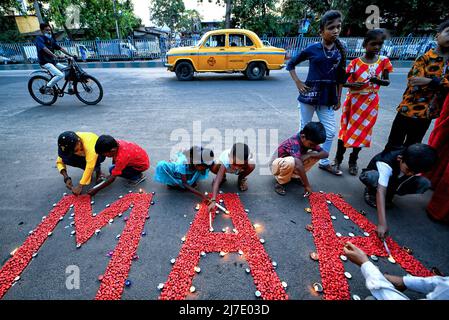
[427,94,449,223]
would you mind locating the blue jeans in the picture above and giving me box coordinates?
[109,165,142,181]
[298,102,336,166]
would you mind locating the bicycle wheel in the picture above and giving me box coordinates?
[74,75,103,105]
[28,75,58,105]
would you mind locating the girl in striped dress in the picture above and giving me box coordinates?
[333,29,393,175]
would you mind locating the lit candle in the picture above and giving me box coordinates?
[313,282,323,293]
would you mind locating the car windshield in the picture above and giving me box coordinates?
[196,33,211,47]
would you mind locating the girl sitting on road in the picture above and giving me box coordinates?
[154,146,215,202]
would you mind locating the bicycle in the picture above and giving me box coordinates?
[28,57,103,106]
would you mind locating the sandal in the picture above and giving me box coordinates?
[274,183,286,196]
[364,187,377,208]
[238,177,248,192]
[348,162,359,176]
[319,163,343,176]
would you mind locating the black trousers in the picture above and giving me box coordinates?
[335,139,361,164]
[384,113,432,151]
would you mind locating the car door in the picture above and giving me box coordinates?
[198,33,227,71]
[227,33,255,71]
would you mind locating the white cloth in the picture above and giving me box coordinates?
[376,161,393,187]
[361,261,449,300]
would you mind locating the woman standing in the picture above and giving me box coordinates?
[427,95,449,223]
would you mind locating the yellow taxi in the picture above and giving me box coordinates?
[165,29,286,80]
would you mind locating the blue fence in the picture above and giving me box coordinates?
[0,36,435,64]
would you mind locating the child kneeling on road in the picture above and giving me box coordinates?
[87,135,150,196]
[359,143,437,240]
[270,122,329,196]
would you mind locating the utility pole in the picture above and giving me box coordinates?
[225,0,232,28]
[33,0,44,23]
[112,0,121,39]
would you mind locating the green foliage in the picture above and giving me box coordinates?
[40,0,141,39]
[280,0,449,36]
[150,0,185,31]
[231,0,283,36]
[177,9,203,33]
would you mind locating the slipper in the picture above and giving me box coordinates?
[274,183,286,196]
[364,188,377,208]
[319,164,343,176]
[238,177,248,192]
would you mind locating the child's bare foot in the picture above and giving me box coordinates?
[238,177,248,192]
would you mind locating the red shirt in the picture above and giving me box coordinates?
[111,140,150,176]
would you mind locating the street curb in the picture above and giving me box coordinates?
[0,60,165,70]
[0,60,412,71]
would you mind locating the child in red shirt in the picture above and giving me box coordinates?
[87,135,150,195]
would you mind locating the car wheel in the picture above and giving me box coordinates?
[246,62,266,80]
[175,61,194,81]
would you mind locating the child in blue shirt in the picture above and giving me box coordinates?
[154,146,214,202]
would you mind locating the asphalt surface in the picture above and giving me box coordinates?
[0,67,448,300]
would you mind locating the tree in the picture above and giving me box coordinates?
[177,9,203,34]
[38,0,141,39]
[231,0,283,36]
[150,0,185,32]
[280,0,449,36]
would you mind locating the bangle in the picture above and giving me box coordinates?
[64,176,72,183]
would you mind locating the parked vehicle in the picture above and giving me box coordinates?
[165,29,286,80]
[96,41,137,61]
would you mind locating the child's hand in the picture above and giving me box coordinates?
[343,242,369,267]
[376,223,389,240]
[72,185,83,195]
[409,77,432,86]
[208,199,216,212]
[295,80,310,94]
[65,178,73,190]
[333,100,342,110]
[350,81,367,88]
[304,185,313,195]
[369,77,381,84]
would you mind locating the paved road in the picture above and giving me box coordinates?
[0,68,447,300]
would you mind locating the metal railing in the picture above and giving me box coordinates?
[0,36,435,64]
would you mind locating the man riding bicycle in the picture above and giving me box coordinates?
[36,23,74,94]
